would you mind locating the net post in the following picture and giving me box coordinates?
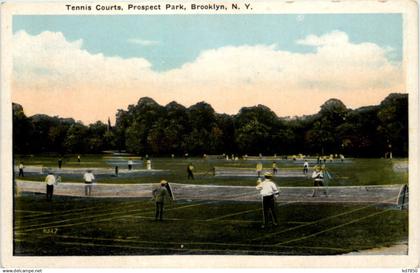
[397,184,408,210]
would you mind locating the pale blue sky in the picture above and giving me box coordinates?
[13,14,402,71]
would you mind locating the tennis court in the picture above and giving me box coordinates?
[13,156,408,255]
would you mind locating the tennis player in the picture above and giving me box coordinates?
[45,171,56,201]
[152,180,173,221]
[83,170,95,196]
[256,172,279,228]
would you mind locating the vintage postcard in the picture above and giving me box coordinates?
[0,0,419,269]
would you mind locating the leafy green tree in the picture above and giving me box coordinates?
[305,99,349,155]
[185,102,218,154]
[86,121,108,152]
[12,103,33,154]
[377,93,408,156]
[64,123,88,153]
[235,105,279,154]
[125,121,146,154]
[12,94,408,157]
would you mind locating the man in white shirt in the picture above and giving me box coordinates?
[18,162,24,177]
[256,172,279,228]
[83,170,95,196]
[45,171,56,201]
[311,165,327,197]
[303,160,309,175]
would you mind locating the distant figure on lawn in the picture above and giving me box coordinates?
[83,170,95,196]
[272,162,278,175]
[256,172,279,228]
[256,162,263,178]
[152,180,173,221]
[77,155,81,163]
[146,159,152,170]
[115,165,119,177]
[303,160,309,175]
[187,163,194,179]
[18,162,24,177]
[311,165,327,197]
[58,157,63,169]
[128,160,133,170]
[45,171,56,201]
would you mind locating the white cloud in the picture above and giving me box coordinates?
[127,38,160,46]
[297,31,349,46]
[12,30,404,124]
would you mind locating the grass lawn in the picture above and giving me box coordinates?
[14,194,407,255]
[15,155,408,187]
[13,155,408,255]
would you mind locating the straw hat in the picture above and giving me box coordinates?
[264,172,273,178]
[160,180,168,185]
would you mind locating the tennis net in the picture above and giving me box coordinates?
[214,167,306,177]
[15,180,406,206]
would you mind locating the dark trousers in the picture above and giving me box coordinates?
[262,195,278,225]
[18,169,24,177]
[128,164,132,170]
[187,171,194,180]
[303,167,308,174]
[155,202,164,220]
[312,180,327,196]
[85,183,92,196]
[46,185,54,201]
[313,180,324,187]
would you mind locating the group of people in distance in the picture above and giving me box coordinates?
[33,154,331,228]
[254,161,329,228]
[43,169,95,201]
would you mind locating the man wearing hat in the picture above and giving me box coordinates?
[45,170,56,201]
[152,180,173,221]
[311,165,326,197]
[256,172,279,228]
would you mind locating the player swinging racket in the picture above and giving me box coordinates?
[152,180,174,221]
[256,172,279,228]
[311,165,328,197]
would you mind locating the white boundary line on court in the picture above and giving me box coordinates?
[205,208,261,221]
[251,196,399,242]
[14,210,50,215]
[17,199,154,226]
[16,191,257,232]
[15,232,353,253]
[276,208,393,246]
[13,196,404,255]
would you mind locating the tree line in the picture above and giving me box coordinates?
[13,93,408,157]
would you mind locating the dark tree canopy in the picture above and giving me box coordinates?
[12,93,408,157]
